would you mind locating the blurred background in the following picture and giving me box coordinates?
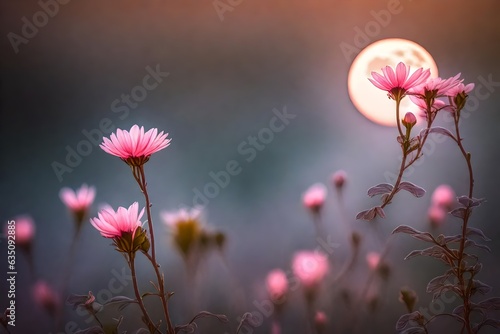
[1,0,500,333]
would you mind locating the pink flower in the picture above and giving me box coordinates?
[161,206,203,228]
[100,125,171,166]
[33,280,59,314]
[4,216,35,246]
[428,205,447,227]
[292,251,329,290]
[331,170,347,189]
[59,184,95,212]
[315,311,327,326]
[366,251,381,270]
[410,74,463,98]
[447,82,475,97]
[266,269,289,302]
[90,202,144,238]
[431,184,456,210]
[368,62,431,100]
[302,183,327,213]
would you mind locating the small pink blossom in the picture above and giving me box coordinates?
[331,170,347,189]
[428,205,447,226]
[302,183,327,213]
[5,216,35,246]
[90,202,144,238]
[161,206,203,228]
[431,184,456,209]
[410,74,463,98]
[446,82,475,97]
[100,125,171,166]
[315,311,327,326]
[266,269,289,302]
[368,62,431,100]
[366,251,381,270]
[33,280,59,313]
[292,251,329,290]
[59,184,95,212]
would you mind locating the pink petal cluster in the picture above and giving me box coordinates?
[292,251,329,289]
[90,202,144,238]
[368,62,431,99]
[366,251,381,270]
[302,183,327,213]
[100,125,171,161]
[331,170,347,189]
[315,311,327,326]
[428,205,447,226]
[161,206,203,228]
[266,269,289,302]
[409,95,447,117]
[33,280,59,311]
[446,82,475,97]
[59,184,95,212]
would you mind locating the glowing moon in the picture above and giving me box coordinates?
[348,38,438,126]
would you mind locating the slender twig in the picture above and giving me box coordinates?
[136,165,175,334]
[130,252,159,333]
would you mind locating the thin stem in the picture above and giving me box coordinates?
[453,110,475,334]
[130,253,158,333]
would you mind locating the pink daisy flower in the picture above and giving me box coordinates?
[59,184,95,213]
[446,82,475,98]
[409,95,447,118]
[90,202,144,239]
[410,74,463,98]
[292,251,329,290]
[266,269,289,302]
[368,62,431,100]
[100,125,171,166]
[302,183,327,213]
[4,216,35,246]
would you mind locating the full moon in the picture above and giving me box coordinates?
[348,38,438,126]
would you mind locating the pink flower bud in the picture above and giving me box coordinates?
[302,183,327,213]
[366,251,381,270]
[33,281,60,315]
[315,311,327,326]
[266,269,289,303]
[431,184,455,209]
[292,251,329,290]
[331,170,347,189]
[428,205,447,227]
[402,112,417,127]
[5,216,35,246]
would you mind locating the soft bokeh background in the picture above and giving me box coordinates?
[1,0,500,333]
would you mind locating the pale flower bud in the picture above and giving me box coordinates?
[302,183,327,214]
[402,112,417,128]
[431,184,456,210]
[331,170,347,189]
[266,269,289,303]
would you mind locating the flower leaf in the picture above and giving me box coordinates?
[476,297,500,311]
[472,319,500,332]
[419,127,456,141]
[466,227,491,241]
[392,225,435,243]
[356,206,385,221]
[471,280,492,295]
[450,207,466,219]
[367,183,394,197]
[457,196,486,208]
[103,296,138,311]
[426,271,454,294]
[398,182,426,198]
[395,311,424,331]
[464,239,491,253]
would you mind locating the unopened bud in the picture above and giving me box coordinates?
[402,112,417,128]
